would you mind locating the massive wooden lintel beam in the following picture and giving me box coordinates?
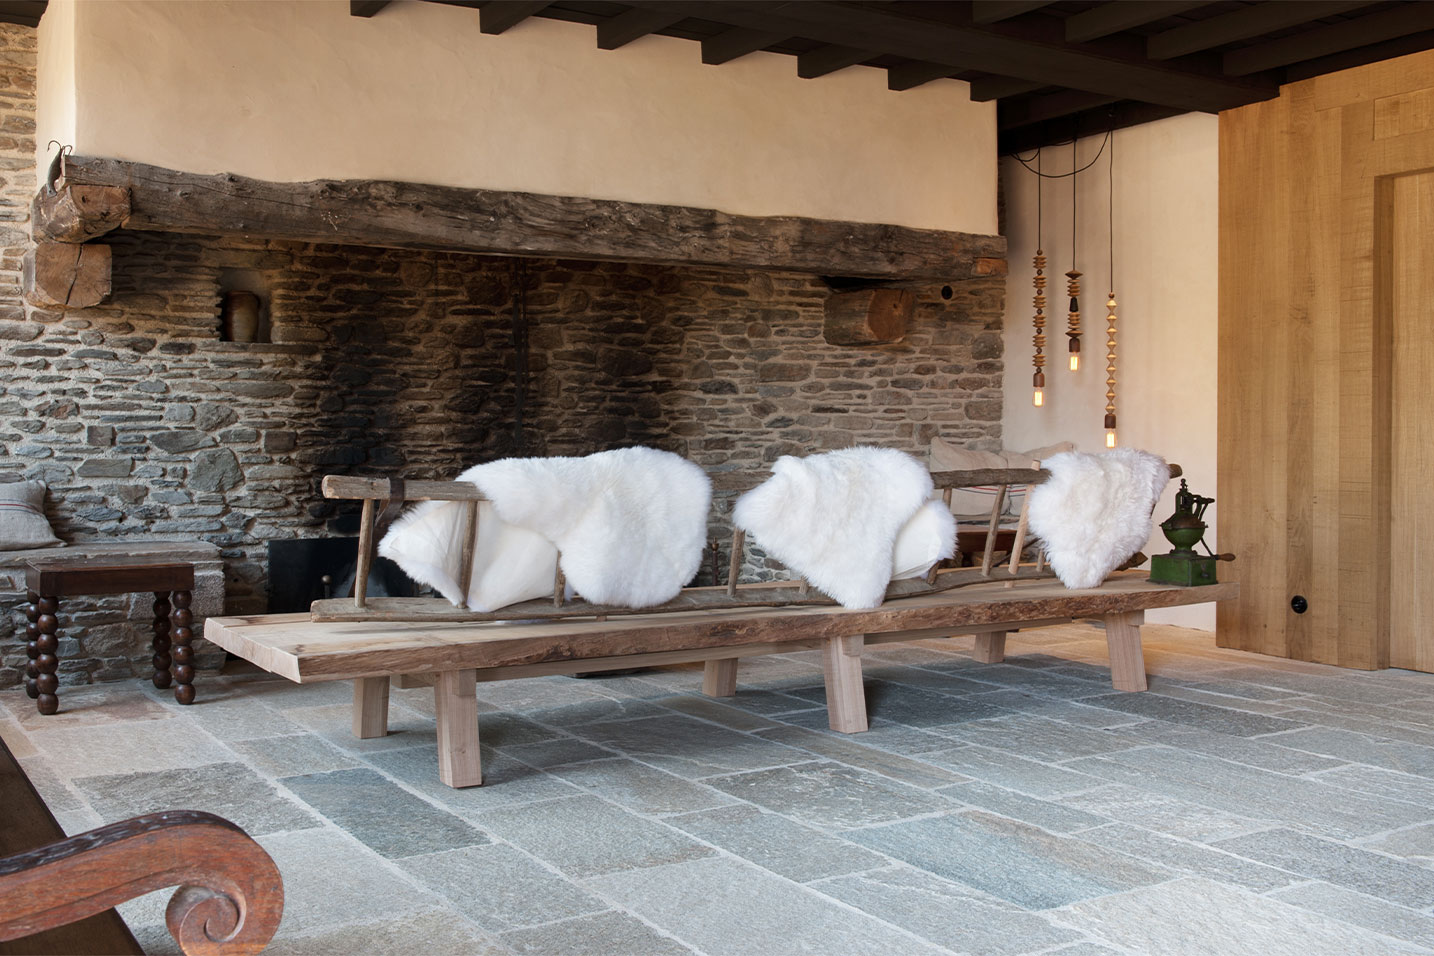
[31,184,130,243]
[43,156,1005,282]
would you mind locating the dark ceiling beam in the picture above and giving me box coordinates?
[797,44,875,79]
[700,27,787,65]
[597,8,685,50]
[1224,3,1434,75]
[886,61,958,91]
[628,1,1273,112]
[1146,0,1378,61]
[999,101,1184,154]
[1064,1,1208,43]
[969,75,1046,101]
[972,1,1056,24]
[998,90,1122,129]
[478,1,550,35]
[1284,26,1434,82]
[349,0,391,17]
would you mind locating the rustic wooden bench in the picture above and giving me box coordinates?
[204,573,1237,788]
[0,731,284,955]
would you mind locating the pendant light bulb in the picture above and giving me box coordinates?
[1069,353,1079,372]
[1033,389,1044,407]
[1105,429,1117,448]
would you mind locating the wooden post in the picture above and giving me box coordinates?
[354,498,376,608]
[22,242,111,309]
[726,529,745,598]
[553,564,565,607]
[980,485,1008,576]
[352,676,390,738]
[434,669,482,787]
[971,630,1008,663]
[1006,487,1033,584]
[821,634,868,733]
[702,658,739,697]
[1104,610,1148,692]
[456,500,479,609]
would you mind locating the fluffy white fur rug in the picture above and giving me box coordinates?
[380,447,712,611]
[1027,448,1169,590]
[733,447,955,609]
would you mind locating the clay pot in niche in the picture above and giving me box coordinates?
[222,291,261,343]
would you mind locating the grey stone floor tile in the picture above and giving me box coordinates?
[1044,943,1128,956]
[1270,880,1434,950]
[475,794,713,877]
[499,911,693,956]
[848,809,1166,909]
[523,696,673,728]
[1215,667,1429,706]
[928,743,1104,797]
[281,766,488,859]
[568,714,810,778]
[1314,765,1434,811]
[1054,876,1430,956]
[708,688,823,717]
[19,718,237,779]
[366,744,586,812]
[474,675,642,713]
[863,661,1005,696]
[1266,726,1434,777]
[654,693,780,731]
[587,856,948,956]
[1274,707,1434,749]
[938,781,1110,833]
[1059,784,1268,843]
[170,696,305,741]
[501,736,616,769]
[52,805,103,835]
[1213,828,1434,907]
[1366,823,1434,861]
[1067,746,1427,839]
[949,663,1112,699]
[1146,683,1307,715]
[2,683,176,728]
[963,690,1150,729]
[77,761,320,835]
[272,908,508,955]
[664,803,888,882]
[815,865,1082,954]
[1083,692,1308,737]
[705,760,952,830]
[15,753,85,812]
[472,712,572,747]
[229,733,360,778]
[235,679,356,710]
[802,679,1013,727]
[1131,722,1347,774]
[947,714,1143,762]
[1076,823,1299,891]
[397,843,608,931]
[546,757,738,816]
[282,701,439,755]
[755,723,967,788]
[1150,674,1305,702]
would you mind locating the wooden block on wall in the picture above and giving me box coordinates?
[822,288,914,345]
[22,241,111,309]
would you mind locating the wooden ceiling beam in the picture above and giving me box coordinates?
[971,1,1056,25]
[478,1,550,36]
[597,8,686,50]
[1147,0,1378,61]
[1064,1,1209,43]
[797,45,875,79]
[969,75,1046,101]
[349,0,391,17]
[700,27,787,65]
[998,90,1121,129]
[627,1,1273,112]
[1283,27,1434,82]
[1223,3,1434,75]
[886,61,958,91]
[999,101,1184,154]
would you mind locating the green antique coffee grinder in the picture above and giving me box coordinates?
[1149,479,1225,586]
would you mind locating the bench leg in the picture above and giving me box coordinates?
[352,677,391,738]
[435,669,482,788]
[822,634,868,733]
[972,630,1007,664]
[1104,610,1148,692]
[702,658,738,697]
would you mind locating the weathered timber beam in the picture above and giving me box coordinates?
[797,44,875,78]
[701,27,786,64]
[32,184,130,242]
[55,156,1005,281]
[999,90,1122,129]
[23,242,111,309]
[597,7,685,50]
[1146,0,1377,61]
[1223,3,1434,75]
[886,61,958,91]
[480,1,550,35]
[349,0,391,17]
[1063,1,1207,43]
[972,1,1055,24]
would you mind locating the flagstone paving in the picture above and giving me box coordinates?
[6,622,1434,954]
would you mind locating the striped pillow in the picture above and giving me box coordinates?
[0,480,64,551]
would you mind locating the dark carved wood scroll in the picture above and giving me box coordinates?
[39,155,1006,281]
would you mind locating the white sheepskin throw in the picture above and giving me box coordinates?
[1027,448,1169,590]
[380,446,712,611]
[733,447,955,609]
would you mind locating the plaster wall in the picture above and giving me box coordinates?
[1000,112,1219,629]
[35,0,996,234]
[34,0,71,151]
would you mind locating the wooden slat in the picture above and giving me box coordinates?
[52,156,1004,283]
[1063,1,1207,43]
[597,7,685,50]
[479,1,550,35]
[980,485,1008,576]
[725,528,745,598]
[797,44,874,79]
[700,27,787,64]
[353,498,375,609]
[456,500,480,607]
[1223,4,1434,76]
[24,561,193,596]
[1146,1,1378,61]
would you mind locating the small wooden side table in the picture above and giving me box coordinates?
[23,558,197,715]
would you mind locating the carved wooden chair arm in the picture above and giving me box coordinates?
[0,810,283,956]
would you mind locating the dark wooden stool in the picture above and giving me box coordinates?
[23,558,196,715]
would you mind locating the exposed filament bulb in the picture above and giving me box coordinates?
[1033,389,1044,407]
[1106,429,1117,448]
[1069,354,1080,372]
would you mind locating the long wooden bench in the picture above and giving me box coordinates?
[204,573,1237,788]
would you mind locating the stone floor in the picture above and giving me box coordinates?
[5,622,1434,955]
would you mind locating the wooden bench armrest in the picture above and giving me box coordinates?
[0,810,283,956]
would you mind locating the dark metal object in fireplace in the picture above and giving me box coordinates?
[267,538,421,613]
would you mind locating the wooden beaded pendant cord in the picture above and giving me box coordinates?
[1032,147,1046,408]
[1066,137,1082,372]
[1105,133,1119,448]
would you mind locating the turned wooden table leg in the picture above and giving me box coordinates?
[32,594,61,715]
[822,634,868,733]
[151,590,173,690]
[434,669,482,788]
[702,658,738,697]
[1104,609,1148,692]
[169,590,196,705]
[971,630,1008,664]
[352,676,390,738]
[23,589,39,701]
